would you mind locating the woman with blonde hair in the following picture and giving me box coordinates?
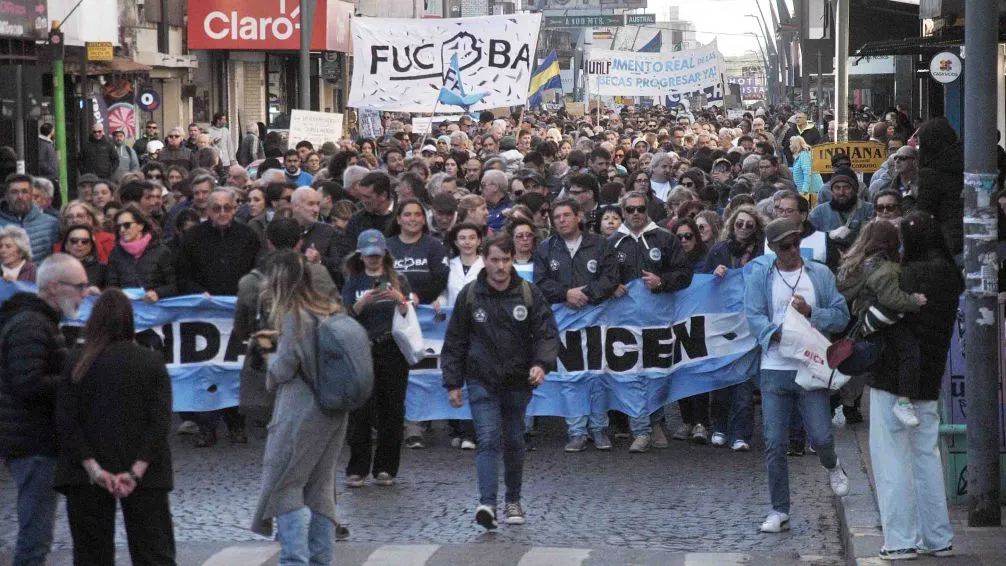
[789,135,823,200]
[251,250,351,565]
[58,200,115,261]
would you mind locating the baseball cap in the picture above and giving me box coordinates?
[515,169,545,186]
[356,229,387,257]
[765,218,802,244]
[421,144,437,154]
[77,173,100,186]
[431,193,458,213]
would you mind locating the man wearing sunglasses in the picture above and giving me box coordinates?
[77,123,119,180]
[158,126,198,172]
[0,253,88,565]
[133,121,160,160]
[603,191,693,453]
[744,218,850,534]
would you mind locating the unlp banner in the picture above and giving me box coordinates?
[587,42,724,97]
[348,14,542,112]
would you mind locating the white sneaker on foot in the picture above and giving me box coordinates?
[628,434,651,453]
[691,423,710,444]
[711,432,727,447]
[759,511,790,533]
[829,461,850,497]
[893,400,920,427]
[731,439,750,452]
[177,420,199,435]
[461,439,476,450]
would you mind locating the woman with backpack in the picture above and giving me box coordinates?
[341,229,413,488]
[251,251,356,565]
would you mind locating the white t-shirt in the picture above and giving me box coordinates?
[650,180,672,202]
[564,234,583,257]
[761,265,817,370]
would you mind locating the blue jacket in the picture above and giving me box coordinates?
[0,202,60,263]
[791,151,823,194]
[743,255,850,353]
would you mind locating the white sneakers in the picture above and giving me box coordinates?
[730,439,750,452]
[829,461,850,497]
[711,432,727,447]
[893,400,920,427]
[760,511,790,533]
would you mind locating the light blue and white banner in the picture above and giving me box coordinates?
[0,273,758,419]
[587,41,724,97]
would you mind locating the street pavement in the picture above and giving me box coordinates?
[0,406,847,565]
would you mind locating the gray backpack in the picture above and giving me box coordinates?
[312,313,374,413]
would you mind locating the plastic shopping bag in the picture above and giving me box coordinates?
[778,299,851,391]
[392,303,425,365]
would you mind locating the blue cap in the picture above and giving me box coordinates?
[357,229,386,257]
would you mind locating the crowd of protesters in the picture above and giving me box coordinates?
[0,101,966,562]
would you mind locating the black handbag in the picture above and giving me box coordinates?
[827,318,883,375]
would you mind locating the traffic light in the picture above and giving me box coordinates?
[48,28,64,61]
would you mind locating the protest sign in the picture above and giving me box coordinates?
[288,110,344,148]
[0,270,755,420]
[412,115,465,135]
[587,42,724,97]
[348,14,542,112]
[811,141,886,173]
[565,102,585,117]
[357,108,383,139]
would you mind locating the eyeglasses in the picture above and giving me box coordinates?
[58,280,90,292]
[635,178,649,184]
[624,205,647,214]
[614,153,624,158]
[677,232,694,241]
[734,220,755,230]
[774,207,797,216]
[875,203,900,213]
[568,188,588,195]
[67,237,91,245]
[514,233,535,240]
[210,204,236,213]
[147,173,162,179]
[116,221,136,231]
[775,237,801,252]
[679,180,695,188]
[92,130,103,134]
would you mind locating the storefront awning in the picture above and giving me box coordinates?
[65,57,152,77]
[851,25,1006,59]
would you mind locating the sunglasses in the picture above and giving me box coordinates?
[734,220,755,230]
[117,221,136,231]
[875,203,900,213]
[624,205,647,214]
[168,134,181,138]
[679,180,695,187]
[677,232,694,241]
[67,237,91,245]
[210,204,236,213]
[775,237,801,252]
[147,173,162,179]
[893,156,914,161]
[514,232,535,240]
[614,153,624,158]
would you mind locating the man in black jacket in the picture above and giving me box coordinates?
[603,190,694,453]
[442,235,558,531]
[533,198,617,453]
[339,171,396,263]
[291,186,344,285]
[0,253,88,565]
[78,123,119,179]
[175,189,261,447]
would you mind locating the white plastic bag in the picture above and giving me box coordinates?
[392,303,425,365]
[778,300,851,391]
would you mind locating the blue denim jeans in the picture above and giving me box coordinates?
[5,455,58,566]
[629,407,664,436]
[468,381,531,506]
[711,377,755,443]
[564,381,610,438]
[869,388,953,552]
[760,369,838,514]
[276,506,335,566]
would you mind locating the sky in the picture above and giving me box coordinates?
[648,0,781,57]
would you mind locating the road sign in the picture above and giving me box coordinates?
[544,15,623,27]
[86,42,113,61]
[137,88,161,112]
[625,14,656,25]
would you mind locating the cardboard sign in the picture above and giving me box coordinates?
[358,108,383,139]
[565,102,585,118]
[412,115,465,135]
[811,141,886,174]
[288,110,345,148]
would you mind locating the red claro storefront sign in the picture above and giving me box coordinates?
[188,0,330,51]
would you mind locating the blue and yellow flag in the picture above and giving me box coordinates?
[528,50,562,108]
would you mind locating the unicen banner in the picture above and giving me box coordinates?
[0,274,756,419]
[587,42,724,97]
[347,14,542,112]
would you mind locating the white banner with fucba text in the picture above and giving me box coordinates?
[587,42,725,97]
[347,14,542,112]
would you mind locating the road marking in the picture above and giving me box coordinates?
[517,547,591,565]
[202,543,280,566]
[684,553,751,566]
[363,544,440,566]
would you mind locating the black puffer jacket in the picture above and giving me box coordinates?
[78,136,118,179]
[916,119,964,256]
[107,240,177,298]
[441,269,559,392]
[0,293,67,458]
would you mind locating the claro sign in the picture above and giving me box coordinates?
[187,0,334,51]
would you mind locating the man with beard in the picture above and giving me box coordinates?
[758,155,783,185]
[383,148,407,178]
[282,149,313,186]
[587,148,611,187]
[808,167,873,253]
[463,158,483,192]
[479,134,499,159]
[0,175,60,262]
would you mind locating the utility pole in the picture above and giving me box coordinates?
[299,0,315,110]
[833,0,848,142]
[50,22,68,204]
[14,66,25,174]
[963,0,1002,528]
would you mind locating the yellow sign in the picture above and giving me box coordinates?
[86,42,114,62]
[811,141,886,174]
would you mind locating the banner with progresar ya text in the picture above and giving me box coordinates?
[0,273,757,421]
[587,41,724,97]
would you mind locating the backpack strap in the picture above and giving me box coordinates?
[520,279,533,311]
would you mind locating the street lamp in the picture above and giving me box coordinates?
[745,32,773,105]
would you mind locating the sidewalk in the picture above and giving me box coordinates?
[832,393,1005,565]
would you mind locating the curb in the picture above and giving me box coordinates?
[831,422,884,565]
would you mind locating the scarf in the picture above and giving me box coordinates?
[120,233,152,259]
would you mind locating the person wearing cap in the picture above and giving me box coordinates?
[419,144,439,169]
[159,126,198,171]
[429,193,458,240]
[436,135,451,157]
[809,166,874,251]
[78,123,119,180]
[744,218,851,534]
[341,229,413,488]
[112,129,140,181]
[75,174,100,203]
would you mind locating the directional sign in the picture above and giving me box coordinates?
[544,15,624,27]
[625,14,656,25]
